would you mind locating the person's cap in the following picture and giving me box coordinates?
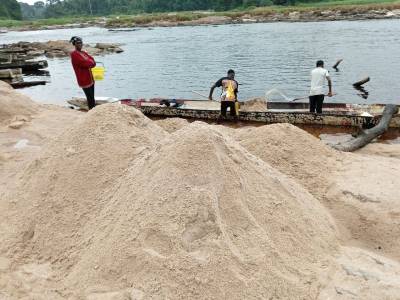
[70,36,83,45]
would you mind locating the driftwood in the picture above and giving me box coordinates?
[353,77,370,87]
[333,59,343,69]
[333,104,399,152]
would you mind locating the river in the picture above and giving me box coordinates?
[2,19,400,105]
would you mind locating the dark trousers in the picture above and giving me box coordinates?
[82,84,95,110]
[220,101,237,117]
[309,94,324,113]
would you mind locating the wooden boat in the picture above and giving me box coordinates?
[67,98,400,128]
[0,60,48,72]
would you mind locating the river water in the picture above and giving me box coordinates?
[2,19,400,105]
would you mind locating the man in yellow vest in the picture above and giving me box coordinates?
[209,69,239,119]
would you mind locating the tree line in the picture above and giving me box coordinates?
[24,0,296,19]
[0,0,22,20]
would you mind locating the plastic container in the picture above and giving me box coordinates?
[91,62,105,81]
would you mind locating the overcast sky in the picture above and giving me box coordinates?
[18,0,41,5]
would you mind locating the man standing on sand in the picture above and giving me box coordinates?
[70,36,97,110]
[309,60,333,114]
[209,69,239,119]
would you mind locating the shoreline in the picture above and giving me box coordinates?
[1,3,400,32]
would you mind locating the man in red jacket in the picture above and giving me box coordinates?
[70,36,96,110]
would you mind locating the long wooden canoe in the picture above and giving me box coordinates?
[67,98,400,128]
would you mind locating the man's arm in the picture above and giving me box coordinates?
[209,83,217,101]
[327,76,333,97]
[209,78,223,100]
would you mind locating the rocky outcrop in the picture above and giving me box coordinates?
[1,40,124,59]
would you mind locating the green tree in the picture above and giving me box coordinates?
[0,0,22,20]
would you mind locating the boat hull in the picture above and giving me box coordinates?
[138,106,392,128]
[67,98,400,128]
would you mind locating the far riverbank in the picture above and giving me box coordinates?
[1,2,400,32]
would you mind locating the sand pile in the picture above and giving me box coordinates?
[235,123,342,196]
[234,123,400,262]
[1,116,340,298]
[62,122,338,298]
[241,98,268,112]
[0,104,167,266]
[1,102,399,299]
[155,117,189,133]
[0,81,39,125]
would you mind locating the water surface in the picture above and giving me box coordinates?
[2,19,400,105]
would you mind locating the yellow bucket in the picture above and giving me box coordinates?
[91,62,105,81]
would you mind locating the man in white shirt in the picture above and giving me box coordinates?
[309,60,333,113]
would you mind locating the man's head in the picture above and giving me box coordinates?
[227,69,235,80]
[316,60,324,68]
[70,36,83,51]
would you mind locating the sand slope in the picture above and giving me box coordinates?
[0,81,39,125]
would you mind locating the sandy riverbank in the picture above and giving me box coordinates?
[0,81,400,299]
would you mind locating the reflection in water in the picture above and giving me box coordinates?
[354,85,369,100]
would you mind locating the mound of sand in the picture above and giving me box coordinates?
[155,117,189,133]
[63,122,338,298]
[1,116,339,298]
[1,101,399,299]
[235,123,342,196]
[0,81,39,125]
[0,104,167,264]
[241,98,268,112]
[234,123,400,262]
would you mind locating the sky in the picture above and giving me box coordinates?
[18,0,40,4]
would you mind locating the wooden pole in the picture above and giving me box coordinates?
[353,77,370,87]
[332,59,343,69]
[191,90,219,102]
[332,104,398,152]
